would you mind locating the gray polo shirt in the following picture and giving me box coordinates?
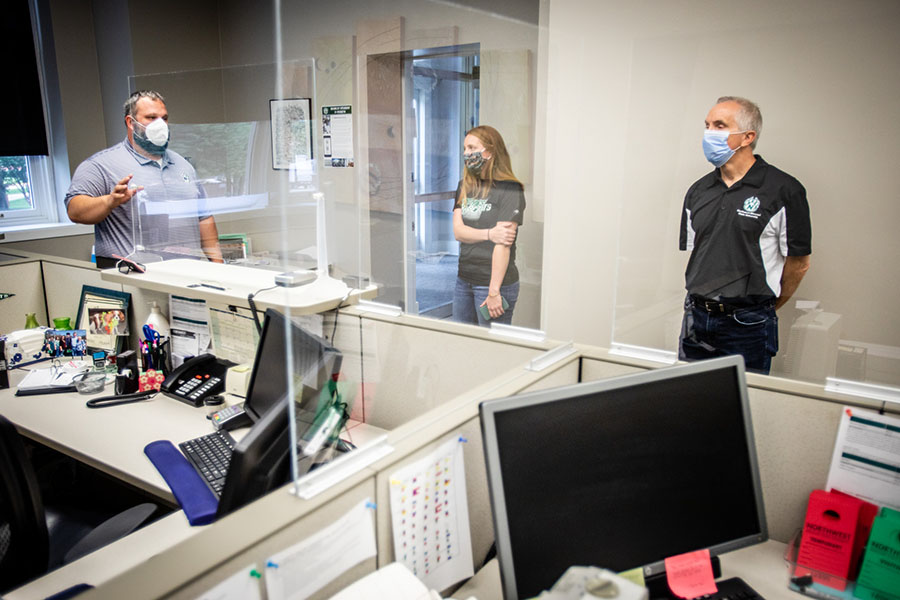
[65,140,211,260]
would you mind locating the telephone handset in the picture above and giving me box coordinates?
[161,354,234,407]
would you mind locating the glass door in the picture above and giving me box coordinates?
[403,45,479,317]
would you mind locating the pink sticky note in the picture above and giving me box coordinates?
[665,549,718,599]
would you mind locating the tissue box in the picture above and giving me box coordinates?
[2,328,51,368]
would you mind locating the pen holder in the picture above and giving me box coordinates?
[785,529,856,600]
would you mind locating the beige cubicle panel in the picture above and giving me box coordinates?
[333,308,563,431]
[367,351,582,591]
[17,284,897,599]
[40,257,171,353]
[581,351,899,546]
[41,260,105,325]
[0,260,47,334]
[740,373,898,544]
[80,472,379,600]
[70,313,578,600]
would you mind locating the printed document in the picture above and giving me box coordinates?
[264,498,376,600]
[826,407,900,511]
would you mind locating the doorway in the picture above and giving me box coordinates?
[405,45,479,318]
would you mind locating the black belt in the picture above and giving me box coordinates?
[690,295,772,316]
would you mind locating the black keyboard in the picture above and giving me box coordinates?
[698,577,764,600]
[178,430,236,497]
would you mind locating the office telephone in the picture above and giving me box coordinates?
[161,354,234,407]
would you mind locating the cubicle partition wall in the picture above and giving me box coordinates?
[579,352,900,545]
[0,258,49,335]
[7,264,899,599]
[68,309,569,600]
[332,309,566,431]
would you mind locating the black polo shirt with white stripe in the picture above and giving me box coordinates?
[679,155,811,299]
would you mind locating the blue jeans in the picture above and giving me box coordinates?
[679,295,778,374]
[453,278,520,327]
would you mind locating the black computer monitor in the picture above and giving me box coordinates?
[479,355,768,600]
[243,308,343,422]
[216,397,292,519]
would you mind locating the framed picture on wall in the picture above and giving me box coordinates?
[75,285,131,354]
[270,97,313,170]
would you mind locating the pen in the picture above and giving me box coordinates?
[188,283,226,291]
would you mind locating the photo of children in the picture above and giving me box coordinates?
[41,329,88,358]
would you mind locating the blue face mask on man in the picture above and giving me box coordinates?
[702,129,747,168]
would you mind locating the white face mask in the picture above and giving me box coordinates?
[141,118,169,146]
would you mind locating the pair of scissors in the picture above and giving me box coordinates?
[142,324,161,346]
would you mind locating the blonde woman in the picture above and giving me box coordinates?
[452,126,526,325]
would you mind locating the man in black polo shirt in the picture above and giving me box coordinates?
[679,96,812,374]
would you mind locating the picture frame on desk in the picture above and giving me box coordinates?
[76,285,131,354]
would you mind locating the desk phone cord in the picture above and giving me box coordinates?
[86,390,158,408]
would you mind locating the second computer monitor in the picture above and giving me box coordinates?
[480,355,767,599]
[216,397,292,519]
[243,308,343,422]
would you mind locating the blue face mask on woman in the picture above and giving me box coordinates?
[702,129,746,167]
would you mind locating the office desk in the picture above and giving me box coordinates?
[455,540,796,599]
[1,362,388,599]
[100,259,378,314]
[0,364,217,504]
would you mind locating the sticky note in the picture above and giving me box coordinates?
[664,549,717,599]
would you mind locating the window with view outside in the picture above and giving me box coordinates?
[0,157,33,213]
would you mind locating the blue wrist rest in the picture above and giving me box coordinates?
[144,440,218,526]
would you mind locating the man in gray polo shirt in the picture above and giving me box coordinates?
[65,90,223,268]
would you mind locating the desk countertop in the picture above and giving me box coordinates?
[99,259,377,314]
[1,363,215,504]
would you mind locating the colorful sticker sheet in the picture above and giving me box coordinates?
[388,434,474,592]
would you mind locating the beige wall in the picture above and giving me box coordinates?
[36,0,899,383]
[48,0,107,174]
[0,234,94,262]
[540,0,900,373]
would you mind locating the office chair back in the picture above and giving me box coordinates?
[0,414,50,592]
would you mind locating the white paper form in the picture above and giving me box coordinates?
[208,305,259,364]
[170,295,211,355]
[264,498,377,600]
[826,407,900,511]
[388,435,474,592]
[193,564,262,600]
[327,562,431,600]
